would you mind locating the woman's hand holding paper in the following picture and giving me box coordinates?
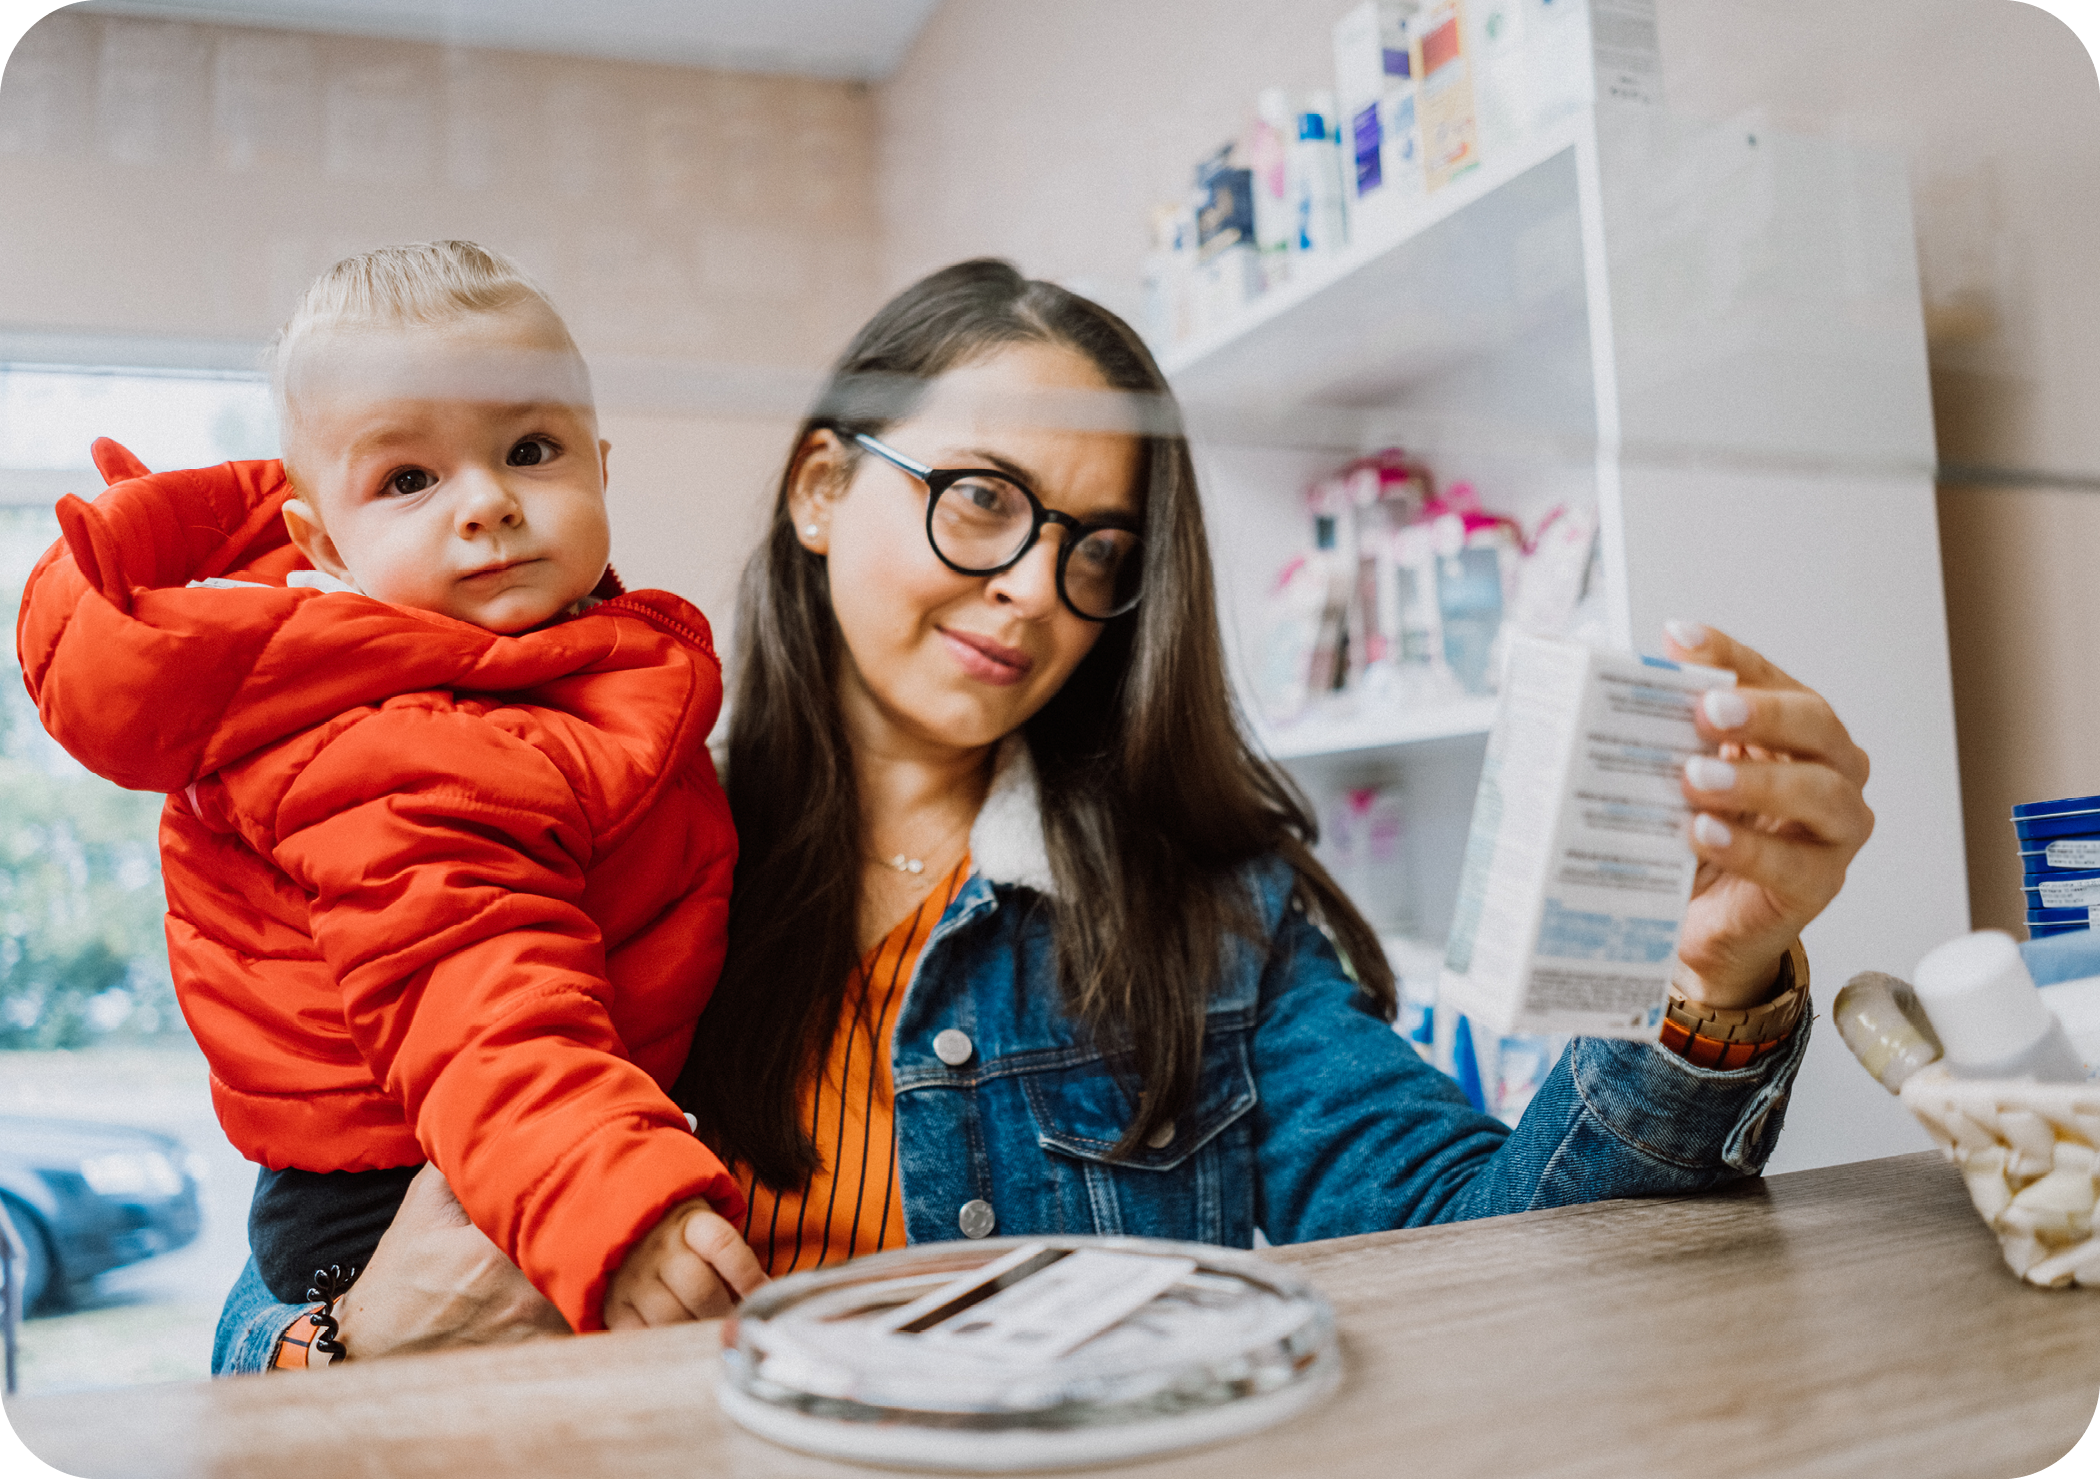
[1664,621,1876,1010]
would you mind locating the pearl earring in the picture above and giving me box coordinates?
[804,524,820,538]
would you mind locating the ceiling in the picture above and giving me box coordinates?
[71,0,948,80]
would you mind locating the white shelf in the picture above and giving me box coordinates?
[1180,91,1961,1174]
[1161,114,1592,424]
[1251,695,1499,762]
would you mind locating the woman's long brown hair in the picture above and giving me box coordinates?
[675,259,1395,1187]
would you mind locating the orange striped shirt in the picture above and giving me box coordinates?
[735,856,969,1276]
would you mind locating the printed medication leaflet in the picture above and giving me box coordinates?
[1443,637,1733,1037]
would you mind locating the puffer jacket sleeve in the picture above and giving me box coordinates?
[251,699,743,1334]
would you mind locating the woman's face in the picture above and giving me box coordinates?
[791,341,1143,756]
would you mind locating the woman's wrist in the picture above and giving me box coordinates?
[269,1265,356,1369]
[271,1310,334,1370]
[1660,942,1810,1068]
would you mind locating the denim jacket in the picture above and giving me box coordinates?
[216,741,1806,1372]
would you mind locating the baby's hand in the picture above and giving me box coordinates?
[602,1199,768,1330]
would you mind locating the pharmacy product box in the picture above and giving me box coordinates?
[2025,871,2100,911]
[2012,793,2100,820]
[1333,0,1424,231]
[1467,0,1529,158]
[2029,922,2088,939]
[1589,0,1662,106]
[2026,838,2100,875]
[1440,633,1734,1038]
[2014,814,2100,842]
[1413,0,1482,191]
[2028,906,2096,927]
[2012,796,2100,842]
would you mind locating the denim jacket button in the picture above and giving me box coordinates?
[958,1199,996,1238]
[933,1028,975,1067]
[1145,1120,1176,1150]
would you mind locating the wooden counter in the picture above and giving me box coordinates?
[8,1152,2098,1479]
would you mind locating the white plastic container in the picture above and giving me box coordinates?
[2040,978,2100,1076]
[1288,92,1351,260]
[1912,931,2086,1083]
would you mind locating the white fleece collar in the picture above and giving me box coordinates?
[968,735,1059,897]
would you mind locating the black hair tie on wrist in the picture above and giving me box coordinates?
[305,1265,359,1365]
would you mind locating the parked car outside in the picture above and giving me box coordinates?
[0,1115,202,1313]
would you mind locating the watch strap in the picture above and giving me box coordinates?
[1661,941,1810,1069]
[272,1312,327,1370]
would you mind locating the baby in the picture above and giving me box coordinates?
[18,241,761,1337]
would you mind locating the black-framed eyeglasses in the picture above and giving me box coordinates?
[851,433,1144,621]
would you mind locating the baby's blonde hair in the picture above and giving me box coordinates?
[268,240,573,429]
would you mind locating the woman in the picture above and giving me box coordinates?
[217,260,1870,1367]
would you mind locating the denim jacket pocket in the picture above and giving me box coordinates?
[1021,1026,1258,1171]
[1016,1023,1258,1245]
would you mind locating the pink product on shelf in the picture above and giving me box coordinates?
[1508,504,1599,639]
[1255,551,1348,723]
[1419,480,1520,543]
[1313,450,1432,684]
[1268,450,1565,718]
[1324,785,1412,935]
[1415,483,1519,698]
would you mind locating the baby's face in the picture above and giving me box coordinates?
[280,303,612,635]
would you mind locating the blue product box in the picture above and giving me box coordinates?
[1435,547,1503,697]
[2012,811,2100,842]
[1193,145,1255,254]
[2023,869,2100,910]
[2029,922,2089,938]
[2020,928,2100,984]
[2024,837,2100,874]
[2012,793,2100,819]
[2028,906,2094,925]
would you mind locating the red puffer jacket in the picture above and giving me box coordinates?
[15,444,741,1331]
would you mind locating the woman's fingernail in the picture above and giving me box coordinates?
[1685,755,1737,792]
[1664,618,1708,649]
[1693,813,1734,848]
[1703,689,1750,730]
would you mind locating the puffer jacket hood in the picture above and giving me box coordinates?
[17,443,741,1331]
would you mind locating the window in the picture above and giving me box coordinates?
[2,362,278,1391]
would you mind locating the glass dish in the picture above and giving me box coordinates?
[717,1234,1339,1471]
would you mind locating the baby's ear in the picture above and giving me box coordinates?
[282,499,351,583]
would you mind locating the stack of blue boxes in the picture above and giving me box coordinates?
[2015,793,2100,939]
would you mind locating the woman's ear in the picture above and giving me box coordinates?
[283,499,352,584]
[785,429,850,555]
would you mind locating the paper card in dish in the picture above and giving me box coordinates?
[876,1243,1197,1364]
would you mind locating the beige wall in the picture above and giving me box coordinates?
[0,11,892,646]
[879,0,1349,315]
[878,0,2100,940]
[1659,0,2100,936]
